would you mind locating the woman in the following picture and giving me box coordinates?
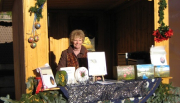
[56,29,88,71]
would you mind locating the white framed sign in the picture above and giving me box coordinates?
[87,52,107,76]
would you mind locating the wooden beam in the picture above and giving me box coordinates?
[12,0,49,100]
[12,0,25,100]
[154,0,169,65]
[23,0,49,89]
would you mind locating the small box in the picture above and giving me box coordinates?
[154,65,170,77]
[136,64,154,79]
[113,65,135,80]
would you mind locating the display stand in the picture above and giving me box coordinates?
[94,75,105,81]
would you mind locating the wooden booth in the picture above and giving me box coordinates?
[0,0,169,100]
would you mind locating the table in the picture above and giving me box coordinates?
[59,78,161,103]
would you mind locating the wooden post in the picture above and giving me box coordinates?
[154,0,169,65]
[162,77,173,84]
[12,0,48,100]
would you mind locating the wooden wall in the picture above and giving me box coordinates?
[48,12,69,74]
[115,0,154,54]
[48,1,155,79]
[169,0,180,87]
[48,10,115,78]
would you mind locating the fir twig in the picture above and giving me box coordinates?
[29,0,46,21]
[147,82,180,103]
[0,77,67,103]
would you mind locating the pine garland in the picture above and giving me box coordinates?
[0,77,67,103]
[157,0,168,37]
[147,82,180,103]
[152,0,173,42]
[29,0,46,21]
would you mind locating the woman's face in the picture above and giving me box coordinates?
[73,37,83,49]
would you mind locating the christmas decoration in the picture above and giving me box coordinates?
[75,67,89,83]
[147,82,180,103]
[28,36,34,43]
[27,0,46,48]
[152,0,173,42]
[29,0,46,22]
[28,35,39,48]
[35,23,41,29]
[31,42,37,48]
[0,77,67,103]
[34,35,39,42]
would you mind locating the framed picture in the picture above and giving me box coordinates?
[82,37,95,51]
[113,65,135,81]
[136,64,154,79]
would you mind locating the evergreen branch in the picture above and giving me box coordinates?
[147,82,180,103]
[29,0,46,21]
[158,0,168,36]
[0,95,19,103]
[0,77,67,103]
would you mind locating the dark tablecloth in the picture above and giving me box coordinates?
[59,78,161,103]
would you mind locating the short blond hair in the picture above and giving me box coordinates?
[70,29,85,44]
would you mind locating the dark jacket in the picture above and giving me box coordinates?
[56,45,88,71]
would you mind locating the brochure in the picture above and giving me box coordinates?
[36,63,57,89]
